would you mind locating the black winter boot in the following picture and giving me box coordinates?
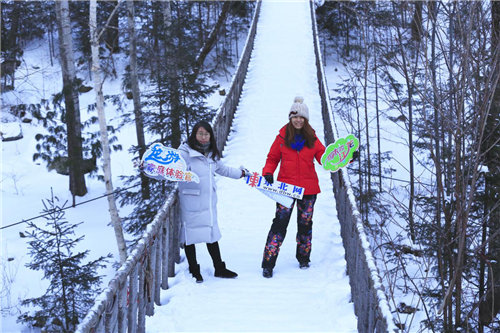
[189,264,203,283]
[263,268,273,278]
[214,262,238,278]
[299,261,310,269]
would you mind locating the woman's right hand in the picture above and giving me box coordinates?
[264,174,274,184]
[239,165,252,178]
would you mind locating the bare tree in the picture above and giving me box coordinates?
[190,1,232,82]
[478,0,500,328]
[394,2,418,242]
[360,5,372,200]
[126,0,150,200]
[410,1,423,42]
[54,0,87,197]
[372,27,382,191]
[104,0,119,53]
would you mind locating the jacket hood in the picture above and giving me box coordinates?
[278,125,287,138]
[178,142,204,158]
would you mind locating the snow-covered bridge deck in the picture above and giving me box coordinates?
[145,1,356,331]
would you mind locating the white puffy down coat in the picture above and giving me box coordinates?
[177,143,241,245]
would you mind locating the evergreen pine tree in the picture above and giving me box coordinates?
[32,93,122,180]
[17,190,111,332]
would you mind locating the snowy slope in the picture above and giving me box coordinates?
[145,1,357,332]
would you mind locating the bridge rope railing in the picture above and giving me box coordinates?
[309,2,396,333]
[75,2,262,332]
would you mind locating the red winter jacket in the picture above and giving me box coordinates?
[262,125,326,195]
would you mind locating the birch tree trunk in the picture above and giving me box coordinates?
[126,0,150,199]
[90,0,127,264]
[54,0,87,197]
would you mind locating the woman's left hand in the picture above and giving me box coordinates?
[239,165,252,178]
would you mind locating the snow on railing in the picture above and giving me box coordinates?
[76,2,262,333]
[309,2,397,333]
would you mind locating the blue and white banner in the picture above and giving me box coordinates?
[244,172,304,200]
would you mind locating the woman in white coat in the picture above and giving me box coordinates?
[178,121,249,283]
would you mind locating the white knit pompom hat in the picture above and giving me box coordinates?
[288,96,309,121]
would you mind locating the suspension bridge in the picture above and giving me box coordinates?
[77,1,395,332]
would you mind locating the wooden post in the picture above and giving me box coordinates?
[137,257,146,333]
[105,293,118,332]
[173,200,181,264]
[162,219,169,289]
[127,265,138,333]
[155,229,162,305]
[118,280,128,332]
[146,237,156,316]
[168,207,176,277]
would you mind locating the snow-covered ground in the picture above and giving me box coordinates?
[2,1,360,332]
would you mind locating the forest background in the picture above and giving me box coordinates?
[1,1,500,332]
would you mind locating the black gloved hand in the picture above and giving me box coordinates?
[264,174,274,184]
[350,151,360,163]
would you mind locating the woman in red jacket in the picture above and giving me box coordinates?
[261,96,326,278]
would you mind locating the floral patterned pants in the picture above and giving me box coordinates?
[262,195,317,269]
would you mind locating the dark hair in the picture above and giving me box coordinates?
[285,118,316,148]
[187,121,221,161]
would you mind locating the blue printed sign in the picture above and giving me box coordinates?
[245,172,304,200]
[139,143,199,183]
